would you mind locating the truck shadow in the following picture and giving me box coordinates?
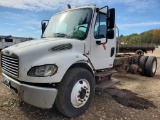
[19,87,156,120]
[103,87,156,110]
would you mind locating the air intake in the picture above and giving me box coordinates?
[50,43,72,52]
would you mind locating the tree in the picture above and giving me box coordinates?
[120,29,160,45]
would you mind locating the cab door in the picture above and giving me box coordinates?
[88,12,116,70]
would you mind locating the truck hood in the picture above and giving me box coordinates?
[2,38,86,81]
[3,38,69,51]
[2,38,85,56]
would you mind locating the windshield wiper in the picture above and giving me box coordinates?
[53,33,69,37]
[52,33,83,40]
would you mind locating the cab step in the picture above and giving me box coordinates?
[95,70,117,77]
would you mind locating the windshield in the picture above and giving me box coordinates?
[43,8,92,40]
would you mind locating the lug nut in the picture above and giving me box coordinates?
[81,87,83,89]
[84,99,86,101]
[87,91,89,93]
[77,95,80,97]
[81,100,83,102]
[86,95,88,98]
[78,99,81,101]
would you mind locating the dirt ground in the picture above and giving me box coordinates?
[0,48,160,120]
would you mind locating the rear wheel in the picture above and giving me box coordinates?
[139,56,148,76]
[145,56,157,77]
[135,50,144,56]
[55,68,94,117]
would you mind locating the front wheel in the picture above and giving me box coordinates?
[55,68,94,117]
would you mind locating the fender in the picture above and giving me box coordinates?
[21,52,90,83]
[70,60,95,75]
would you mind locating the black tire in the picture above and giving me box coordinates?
[135,50,144,56]
[145,56,157,77]
[139,56,148,76]
[55,68,94,117]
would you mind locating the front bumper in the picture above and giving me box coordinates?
[2,73,58,108]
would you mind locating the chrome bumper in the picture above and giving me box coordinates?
[2,73,57,108]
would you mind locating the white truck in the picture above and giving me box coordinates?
[0,36,31,49]
[1,5,157,117]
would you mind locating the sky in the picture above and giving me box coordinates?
[0,0,160,39]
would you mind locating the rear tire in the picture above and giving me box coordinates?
[139,56,148,76]
[55,68,94,117]
[145,56,157,77]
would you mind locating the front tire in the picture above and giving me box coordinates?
[55,68,94,117]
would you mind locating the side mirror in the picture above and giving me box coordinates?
[107,8,115,29]
[106,8,115,40]
[107,29,114,39]
[41,20,49,37]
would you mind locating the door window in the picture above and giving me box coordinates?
[94,13,106,39]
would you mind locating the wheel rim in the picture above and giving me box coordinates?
[152,61,157,73]
[71,79,90,108]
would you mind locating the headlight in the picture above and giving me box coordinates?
[28,64,58,77]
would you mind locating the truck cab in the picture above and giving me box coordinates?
[41,6,116,69]
[1,5,117,117]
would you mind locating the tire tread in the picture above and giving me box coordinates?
[139,56,148,76]
[55,67,94,117]
[145,56,157,77]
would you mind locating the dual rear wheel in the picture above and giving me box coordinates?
[139,56,157,77]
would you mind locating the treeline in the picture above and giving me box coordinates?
[119,29,160,45]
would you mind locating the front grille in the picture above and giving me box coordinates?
[1,55,19,78]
